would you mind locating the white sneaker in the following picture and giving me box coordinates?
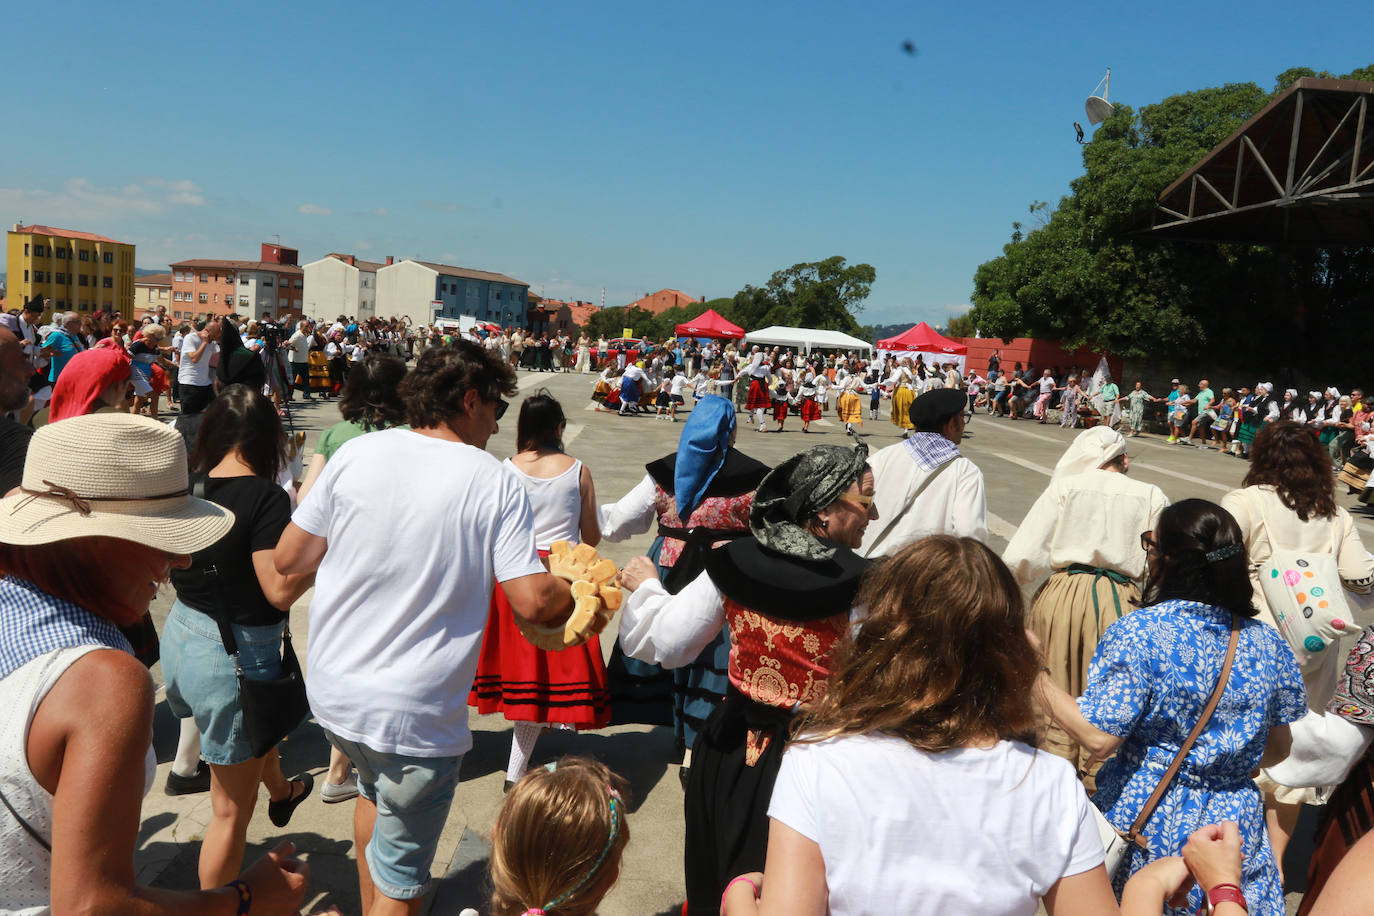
[320,771,359,804]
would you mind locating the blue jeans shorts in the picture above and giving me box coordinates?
[325,731,462,901]
[161,599,285,765]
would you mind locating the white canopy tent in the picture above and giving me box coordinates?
[744,325,873,355]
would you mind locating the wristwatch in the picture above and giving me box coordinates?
[1206,883,1247,912]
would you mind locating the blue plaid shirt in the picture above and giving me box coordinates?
[902,431,962,471]
[0,576,131,678]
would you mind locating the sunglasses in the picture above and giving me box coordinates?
[494,399,509,421]
[1140,531,1158,552]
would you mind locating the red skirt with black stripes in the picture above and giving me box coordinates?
[468,565,610,728]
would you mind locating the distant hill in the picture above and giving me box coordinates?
[858,322,912,341]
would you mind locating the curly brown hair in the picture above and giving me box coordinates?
[399,340,517,428]
[1242,421,1336,521]
[795,536,1039,752]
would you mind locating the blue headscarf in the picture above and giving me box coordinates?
[674,395,736,519]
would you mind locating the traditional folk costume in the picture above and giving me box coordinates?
[1235,383,1273,455]
[798,379,822,428]
[859,389,988,558]
[619,443,870,915]
[889,367,915,432]
[770,381,790,425]
[835,376,864,430]
[743,353,773,430]
[468,456,611,783]
[1002,428,1168,784]
[600,397,769,752]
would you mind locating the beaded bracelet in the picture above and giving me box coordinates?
[720,875,760,913]
[225,879,252,916]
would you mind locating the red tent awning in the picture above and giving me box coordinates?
[675,308,745,340]
[876,321,968,354]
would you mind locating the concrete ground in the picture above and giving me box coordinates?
[137,368,1349,913]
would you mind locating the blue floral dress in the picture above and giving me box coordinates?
[1078,599,1306,915]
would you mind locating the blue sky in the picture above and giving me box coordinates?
[3,0,1369,326]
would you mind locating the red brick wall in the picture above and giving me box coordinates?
[958,337,1123,380]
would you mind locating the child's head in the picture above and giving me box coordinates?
[489,756,630,916]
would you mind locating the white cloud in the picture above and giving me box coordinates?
[0,176,206,228]
[354,240,373,251]
[297,203,333,216]
[370,207,388,217]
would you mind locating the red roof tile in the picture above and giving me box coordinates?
[134,273,173,287]
[324,253,386,272]
[171,258,303,274]
[14,224,127,245]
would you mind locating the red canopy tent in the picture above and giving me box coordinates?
[675,308,745,340]
[876,322,968,369]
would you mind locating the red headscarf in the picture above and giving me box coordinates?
[49,348,131,421]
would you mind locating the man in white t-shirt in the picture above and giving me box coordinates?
[287,319,315,401]
[176,318,220,415]
[275,341,574,913]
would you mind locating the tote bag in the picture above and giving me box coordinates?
[1256,498,1354,669]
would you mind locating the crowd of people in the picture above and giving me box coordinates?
[6,304,1374,916]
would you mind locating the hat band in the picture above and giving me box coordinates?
[13,480,191,518]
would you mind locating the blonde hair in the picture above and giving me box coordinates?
[795,536,1040,752]
[489,757,630,916]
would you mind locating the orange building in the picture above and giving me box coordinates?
[537,298,600,332]
[624,289,703,316]
[170,243,303,319]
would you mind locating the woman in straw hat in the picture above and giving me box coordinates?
[160,385,317,888]
[0,413,310,914]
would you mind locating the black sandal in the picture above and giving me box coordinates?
[268,773,314,828]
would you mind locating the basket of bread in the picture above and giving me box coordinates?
[515,540,624,651]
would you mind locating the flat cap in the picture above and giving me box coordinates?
[911,388,968,430]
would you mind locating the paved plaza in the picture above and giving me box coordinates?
[137,366,1342,914]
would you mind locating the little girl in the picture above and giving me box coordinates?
[461,757,631,916]
[1211,389,1237,454]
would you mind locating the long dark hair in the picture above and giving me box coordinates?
[516,389,566,453]
[339,354,408,431]
[1143,499,1257,616]
[1243,421,1337,521]
[191,384,286,481]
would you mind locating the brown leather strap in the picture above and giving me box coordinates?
[1124,613,1240,849]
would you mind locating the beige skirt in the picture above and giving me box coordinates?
[1031,568,1140,788]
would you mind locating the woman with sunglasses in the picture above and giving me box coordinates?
[1003,427,1168,786]
[616,442,876,915]
[1035,499,1305,915]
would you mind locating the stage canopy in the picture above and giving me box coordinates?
[744,325,873,354]
[876,321,968,370]
[1147,77,1374,244]
[675,308,745,339]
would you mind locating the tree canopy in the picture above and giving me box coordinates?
[969,65,1374,370]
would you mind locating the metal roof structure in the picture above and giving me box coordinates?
[1148,77,1374,244]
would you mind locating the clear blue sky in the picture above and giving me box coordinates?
[3,0,1369,326]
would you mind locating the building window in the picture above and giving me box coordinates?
[294,279,302,288]
[103,277,113,288]
[199,273,208,282]
[240,277,248,285]
[239,297,249,307]
[22,270,29,282]
[78,275,88,287]
[263,278,273,287]
[55,273,66,284]
[278,298,287,309]
[23,243,29,256]
[79,250,89,261]
[225,274,234,284]
[160,290,167,299]
[56,248,66,259]
[496,290,503,300]
[199,293,208,304]
[103,252,114,264]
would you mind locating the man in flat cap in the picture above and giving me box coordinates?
[858,386,987,557]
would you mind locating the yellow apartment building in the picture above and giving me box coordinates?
[6,223,136,319]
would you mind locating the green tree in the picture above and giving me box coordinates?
[943,312,975,338]
[728,257,875,333]
[583,306,655,340]
[968,64,1374,367]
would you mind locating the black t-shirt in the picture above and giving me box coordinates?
[170,474,292,627]
[0,417,34,492]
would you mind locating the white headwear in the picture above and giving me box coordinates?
[1052,427,1128,481]
[1309,391,1322,400]
[1327,387,1341,398]
[1284,388,1297,400]
[1257,382,1273,394]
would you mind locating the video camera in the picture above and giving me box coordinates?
[258,319,285,352]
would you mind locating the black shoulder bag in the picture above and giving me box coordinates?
[194,477,311,758]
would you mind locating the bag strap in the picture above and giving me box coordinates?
[1254,489,1341,557]
[0,784,50,851]
[1123,613,1239,848]
[192,476,242,662]
[865,455,958,556]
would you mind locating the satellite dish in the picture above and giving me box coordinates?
[1085,68,1113,125]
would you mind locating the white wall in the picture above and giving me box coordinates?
[376,261,438,325]
[302,257,359,323]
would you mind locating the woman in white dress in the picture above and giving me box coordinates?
[576,332,592,373]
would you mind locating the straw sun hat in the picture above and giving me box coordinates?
[0,413,233,553]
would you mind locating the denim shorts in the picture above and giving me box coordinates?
[325,731,462,901]
[161,599,286,766]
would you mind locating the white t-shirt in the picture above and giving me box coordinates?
[669,374,687,397]
[177,332,218,385]
[1038,376,1056,394]
[768,735,1103,916]
[292,429,544,757]
[288,330,312,362]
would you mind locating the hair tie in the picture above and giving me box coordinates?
[521,909,547,915]
[542,789,622,910]
[1205,544,1243,563]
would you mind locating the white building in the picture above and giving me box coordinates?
[301,253,387,323]
[376,258,529,327]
